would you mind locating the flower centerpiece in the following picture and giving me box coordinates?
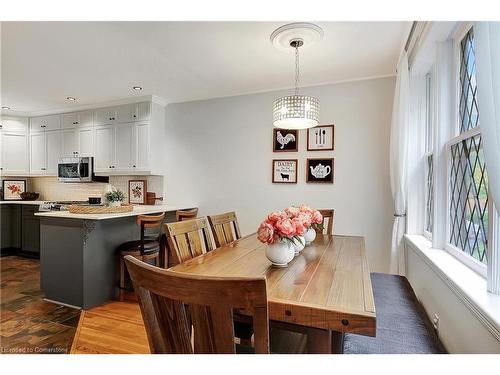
[104,186,125,207]
[286,205,323,246]
[257,206,323,267]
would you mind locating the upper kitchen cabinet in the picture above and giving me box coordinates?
[94,102,151,126]
[93,107,117,126]
[0,116,29,174]
[30,114,61,132]
[29,130,62,175]
[62,111,93,129]
[62,127,94,157]
[0,117,29,132]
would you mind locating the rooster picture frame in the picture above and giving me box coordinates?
[273,128,298,152]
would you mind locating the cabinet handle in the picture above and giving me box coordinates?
[0,167,3,170]
[133,165,136,168]
[75,121,79,124]
[41,125,46,128]
[41,168,46,171]
[133,115,136,118]
[0,125,3,129]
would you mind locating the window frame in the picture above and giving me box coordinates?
[423,72,434,241]
[444,23,489,278]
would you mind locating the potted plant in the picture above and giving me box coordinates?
[105,187,125,207]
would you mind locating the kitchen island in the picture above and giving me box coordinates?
[34,204,194,309]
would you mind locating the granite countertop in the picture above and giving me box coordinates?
[0,200,47,205]
[34,204,195,220]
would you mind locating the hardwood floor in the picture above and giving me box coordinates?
[0,256,80,354]
[71,298,150,354]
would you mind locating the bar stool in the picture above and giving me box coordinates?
[117,213,165,300]
[176,208,198,221]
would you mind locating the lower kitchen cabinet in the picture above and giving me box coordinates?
[0,204,40,256]
[22,205,41,254]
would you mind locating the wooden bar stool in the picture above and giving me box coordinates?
[117,213,165,301]
[176,208,199,221]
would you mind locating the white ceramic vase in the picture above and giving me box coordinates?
[292,236,306,256]
[109,201,122,207]
[304,227,317,245]
[265,239,295,267]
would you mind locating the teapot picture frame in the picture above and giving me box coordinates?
[306,158,334,183]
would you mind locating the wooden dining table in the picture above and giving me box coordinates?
[170,233,376,353]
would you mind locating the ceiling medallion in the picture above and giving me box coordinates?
[271,23,323,130]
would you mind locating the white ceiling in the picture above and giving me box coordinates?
[1,21,408,114]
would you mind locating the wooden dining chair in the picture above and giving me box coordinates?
[207,211,242,247]
[117,213,165,301]
[176,208,199,221]
[124,255,270,353]
[164,218,215,265]
[316,209,335,235]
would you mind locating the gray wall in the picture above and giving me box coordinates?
[165,77,395,272]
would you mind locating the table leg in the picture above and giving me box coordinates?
[306,327,332,353]
[331,331,345,354]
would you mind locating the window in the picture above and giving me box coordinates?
[447,27,489,271]
[424,73,434,237]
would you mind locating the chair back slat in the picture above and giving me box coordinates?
[207,212,242,247]
[164,218,215,264]
[124,255,269,354]
[176,208,199,221]
[316,209,334,235]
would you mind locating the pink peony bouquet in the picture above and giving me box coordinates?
[257,205,323,245]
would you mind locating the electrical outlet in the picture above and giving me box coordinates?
[432,313,439,332]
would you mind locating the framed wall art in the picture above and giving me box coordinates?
[128,179,147,204]
[272,159,298,183]
[273,128,298,152]
[2,179,26,200]
[306,158,334,183]
[307,124,334,151]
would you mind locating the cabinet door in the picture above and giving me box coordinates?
[116,104,136,123]
[62,129,79,156]
[78,110,94,128]
[94,125,115,171]
[115,124,133,171]
[78,127,94,156]
[30,132,46,173]
[1,132,28,173]
[94,107,116,126]
[133,123,150,171]
[1,117,28,132]
[136,102,151,122]
[46,131,62,174]
[62,113,79,129]
[31,114,61,132]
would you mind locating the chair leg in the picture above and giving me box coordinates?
[119,256,125,302]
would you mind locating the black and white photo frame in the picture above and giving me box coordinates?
[307,124,334,151]
[273,128,298,152]
[306,158,334,184]
[272,159,298,183]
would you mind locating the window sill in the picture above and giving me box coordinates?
[404,234,500,342]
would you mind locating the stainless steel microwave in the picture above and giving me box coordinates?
[57,157,93,182]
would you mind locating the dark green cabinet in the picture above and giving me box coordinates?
[22,205,40,254]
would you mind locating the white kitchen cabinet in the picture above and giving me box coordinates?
[0,131,28,174]
[0,117,29,132]
[29,132,46,173]
[136,102,151,122]
[62,111,93,129]
[94,125,115,171]
[116,104,137,124]
[133,123,150,171]
[62,127,94,157]
[94,107,117,126]
[115,124,134,171]
[46,131,62,174]
[30,114,61,132]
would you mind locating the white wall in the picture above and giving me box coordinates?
[165,77,395,273]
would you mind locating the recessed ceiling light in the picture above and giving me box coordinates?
[1,106,10,110]
[66,97,76,101]
[132,86,143,91]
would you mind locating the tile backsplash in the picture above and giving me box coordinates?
[5,175,164,202]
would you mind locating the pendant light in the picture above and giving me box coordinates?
[271,23,322,130]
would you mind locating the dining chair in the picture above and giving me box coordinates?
[207,211,242,247]
[316,209,335,235]
[164,217,215,265]
[176,208,199,222]
[117,213,165,301]
[124,255,270,353]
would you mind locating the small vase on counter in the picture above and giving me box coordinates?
[304,227,317,245]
